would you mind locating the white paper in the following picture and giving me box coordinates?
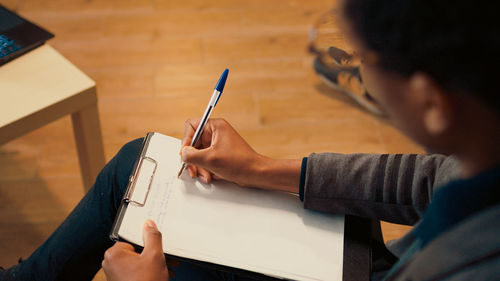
[118,133,344,281]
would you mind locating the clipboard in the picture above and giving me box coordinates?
[110,133,156,241]
[109,132,345,281]
[109,133,292,280]
[109,133,282,280]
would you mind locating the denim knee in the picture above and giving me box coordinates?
[110,138,144,192]
[92,137,145,213]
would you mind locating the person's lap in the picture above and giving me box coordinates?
[0,138,243,281]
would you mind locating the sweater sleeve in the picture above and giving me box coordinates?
[303,153,460,225]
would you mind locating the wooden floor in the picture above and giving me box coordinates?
[0,0,420,279]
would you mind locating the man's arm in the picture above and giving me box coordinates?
[180,118,461,225]
[303,153,460,225]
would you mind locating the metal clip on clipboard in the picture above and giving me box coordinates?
[109,132,159,242]
[124,156,158,207]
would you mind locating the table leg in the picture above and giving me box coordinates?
[71,101,106,191]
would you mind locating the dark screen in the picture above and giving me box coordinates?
[0,8,24,32]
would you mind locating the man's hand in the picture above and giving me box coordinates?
[181,118,301,193]
[102,220,173,281]
[181,118,265,187]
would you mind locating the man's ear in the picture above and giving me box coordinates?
[408,73,454,136]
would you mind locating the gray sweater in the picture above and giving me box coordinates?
[303,153,500,280]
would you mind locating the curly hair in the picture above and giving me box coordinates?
[342,0,499,113]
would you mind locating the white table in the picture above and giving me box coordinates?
[0,44,105,191]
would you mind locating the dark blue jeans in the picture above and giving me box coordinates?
[1,139,249,281]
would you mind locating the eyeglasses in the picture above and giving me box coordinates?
[308,9,379,70]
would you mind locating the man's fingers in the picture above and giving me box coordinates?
[102,242,137,269]
[197,167,212,183]
[185,164,215,183]
[113,242,136,251]
[182,119,201,147]
[212,173,223,181]
[166,257,181,268]
[181,146,212,168]
[141,220,164,258]
[186,165,197,178]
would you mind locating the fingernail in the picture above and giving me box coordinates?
[180,146,188,161]
[188,169,194,178]
[199,175,207,183]
[145,220,156,229]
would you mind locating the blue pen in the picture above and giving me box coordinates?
[177,68,229,178]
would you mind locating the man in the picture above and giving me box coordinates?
[2,0,499,280]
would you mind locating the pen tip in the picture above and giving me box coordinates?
[177,163,185,178]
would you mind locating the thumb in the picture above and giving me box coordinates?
[141,220,163,257]
[181,146,211,168]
